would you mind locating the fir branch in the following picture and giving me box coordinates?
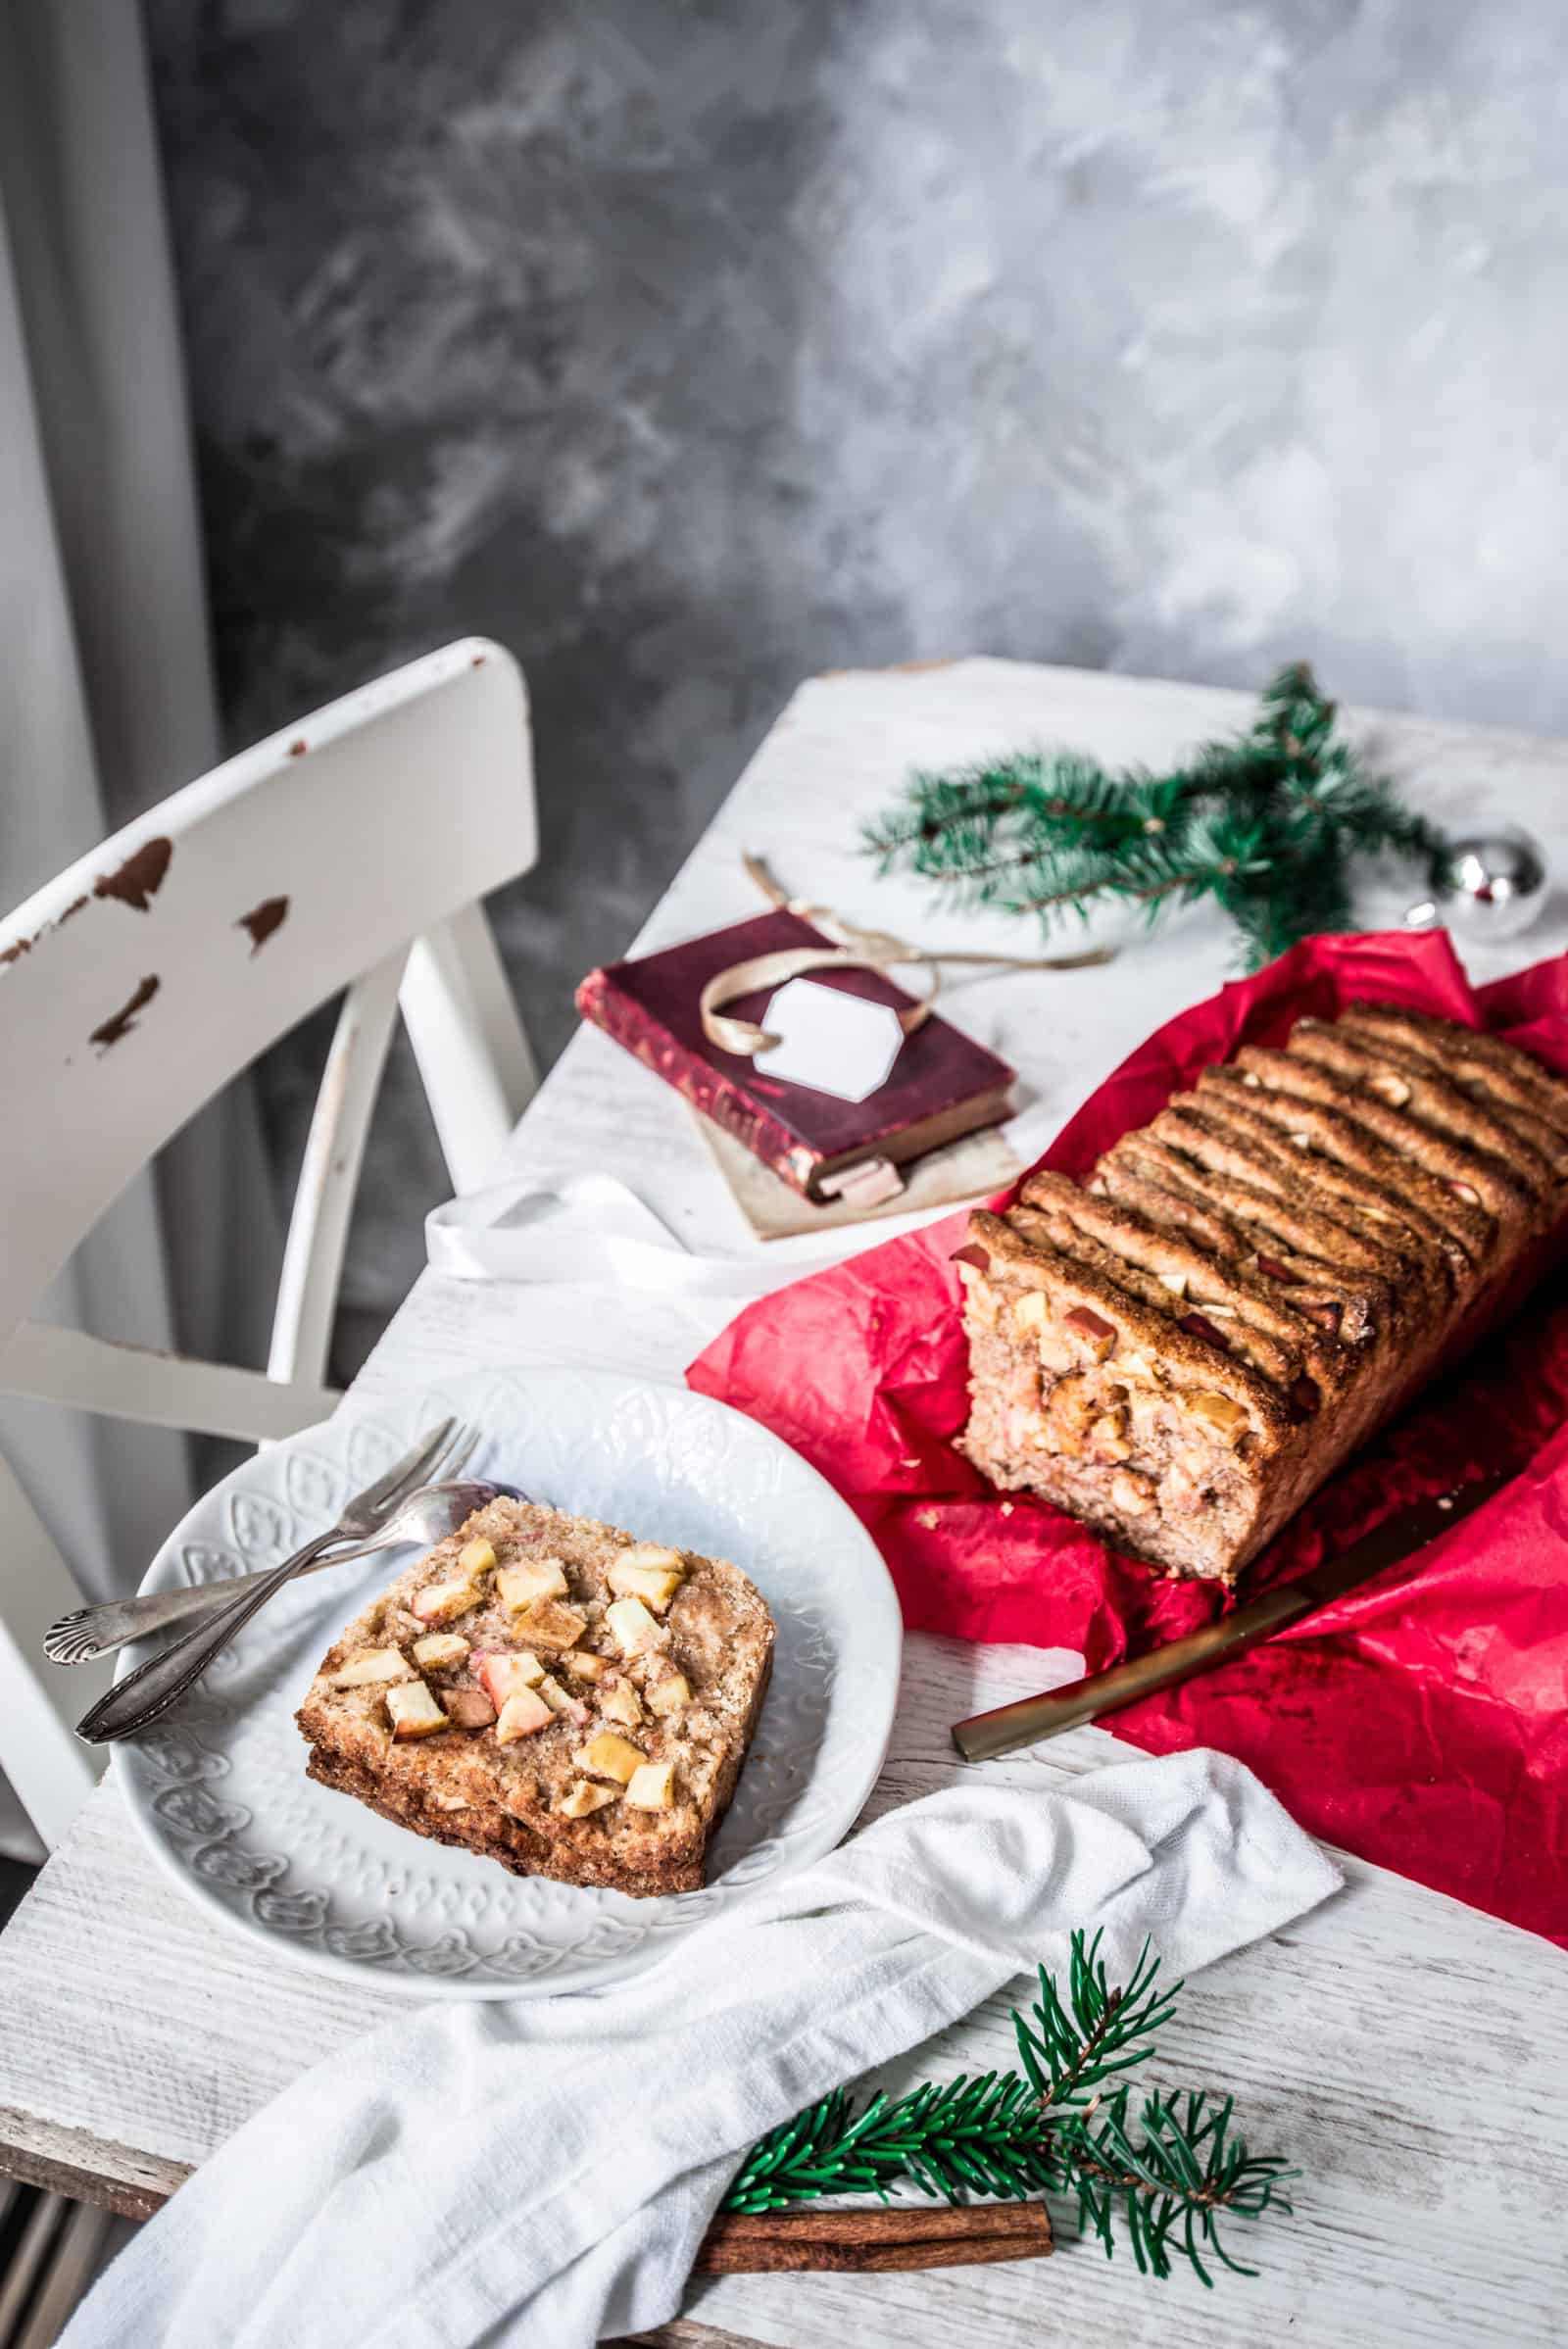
[863,751,1156,863]
[722,1932,1294,2290]
[1055,2088,1295,2284]
[862,662,1450,969]
[721,2073,1061,2214]
[1011,1928,1178,2109]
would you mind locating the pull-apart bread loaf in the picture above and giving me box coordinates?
[958,1004,1568,1583]
[298,1497,774,1896]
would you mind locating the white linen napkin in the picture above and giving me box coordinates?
[65,1749,1341,2349]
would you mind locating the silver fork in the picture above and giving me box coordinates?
[47,1416,467,1668]
[74,1419,476,1745]
[46,1469,515,1665]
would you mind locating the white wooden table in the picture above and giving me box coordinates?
[2,660,1567,2348]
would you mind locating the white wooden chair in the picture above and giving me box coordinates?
[0,638,540,1847]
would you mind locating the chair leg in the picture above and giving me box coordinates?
[268,951,406,1394]
[0,1456,108,1851]
[0,2183,119,2344]
[400,904,539,1197]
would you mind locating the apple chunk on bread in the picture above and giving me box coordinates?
[561,1647,608,1683]
[574,1730,646,1784]
[607,1544,686,1612]
[647,1673,690,1718]
[411,1574,484,1625]
[516,1599,588,1651]
[329,1647,414,1689]
[559,1782,617,1819]
[412,1632,469,1671]
[475,1650,545,1708]
[602,1680,644,1729]
[495,1687,553,1743]
[297,1493,775,1897]
[497,1556,568,1613]
[606,1596,663,1657]
[386,1682,447,1738]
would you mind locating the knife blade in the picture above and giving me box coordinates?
[951,1470,1511,1763]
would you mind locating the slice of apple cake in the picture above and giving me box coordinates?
[296,1496,775,1898]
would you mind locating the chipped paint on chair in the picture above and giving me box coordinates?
[0,639,540,1843]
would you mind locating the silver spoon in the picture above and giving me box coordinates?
[47,1479,525,1668]
[74,1476,533,1745]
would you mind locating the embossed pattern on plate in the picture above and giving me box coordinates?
[115,1367,902,1998]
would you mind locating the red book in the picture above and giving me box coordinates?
[576,909,1015,1200]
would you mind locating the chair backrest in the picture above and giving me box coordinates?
[0,635,536,1345]
[0,638,539,1847]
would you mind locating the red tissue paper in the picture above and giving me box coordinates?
[688,931,1568,1948]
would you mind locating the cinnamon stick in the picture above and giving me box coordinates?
[694,2201,1054,2275]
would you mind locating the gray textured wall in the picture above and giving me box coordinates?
[143,0,1568,1316]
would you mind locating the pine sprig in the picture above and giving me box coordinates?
[863,662,1449,969]
[1058,2087,1295,2284]
[722,2072,1062,2213]
[1011,1927,1178,2107]
[722,1932,1295,2290]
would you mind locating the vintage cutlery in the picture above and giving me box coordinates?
[951,1472,1509,1763]
[45,1470,520,1665]
[74,1418,474,1745]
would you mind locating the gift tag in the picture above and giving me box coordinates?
[760,977,906,1101]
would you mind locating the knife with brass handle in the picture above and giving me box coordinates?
[951,1471,1510,1763]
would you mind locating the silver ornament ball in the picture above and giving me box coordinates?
[1407,824,1549,943]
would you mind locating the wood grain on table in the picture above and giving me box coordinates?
[3,661,1568,2349]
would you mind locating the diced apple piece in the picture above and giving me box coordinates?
[444,1688,497,1730]
[537,1675,590,1727]
[572,1731,646,1784]
[601,1679,644,1729]
[625,1759,675,1811]
[432,1792,469,1813]
[329,1647,413,1689]
[560,1648,609,1683]
[616,1542,684,1573]
[496,1556,569,1613]
[411,1576,481,1625]
[1111,1469,1154,1515]
[606,1562,684,1613]
[1088,1410,1132,1464]
[1064,1304,1117,1361]
[517,1601,587,1651]
[411,1632,469,1670]
[458,1537,498,1577]
[385,1682,448,1738]
[607,1544,686,1613]
[1187,1390,1250,1443]
[646,1673,691,1718]
[475,1650,545,1708]
[495,1687,554,1742]
[558,1782,618,1819]
[605,1595,662,1657]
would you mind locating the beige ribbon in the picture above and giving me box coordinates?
[699,853,1112,1057]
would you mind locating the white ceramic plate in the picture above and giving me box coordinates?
[115,1365,901,1999]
